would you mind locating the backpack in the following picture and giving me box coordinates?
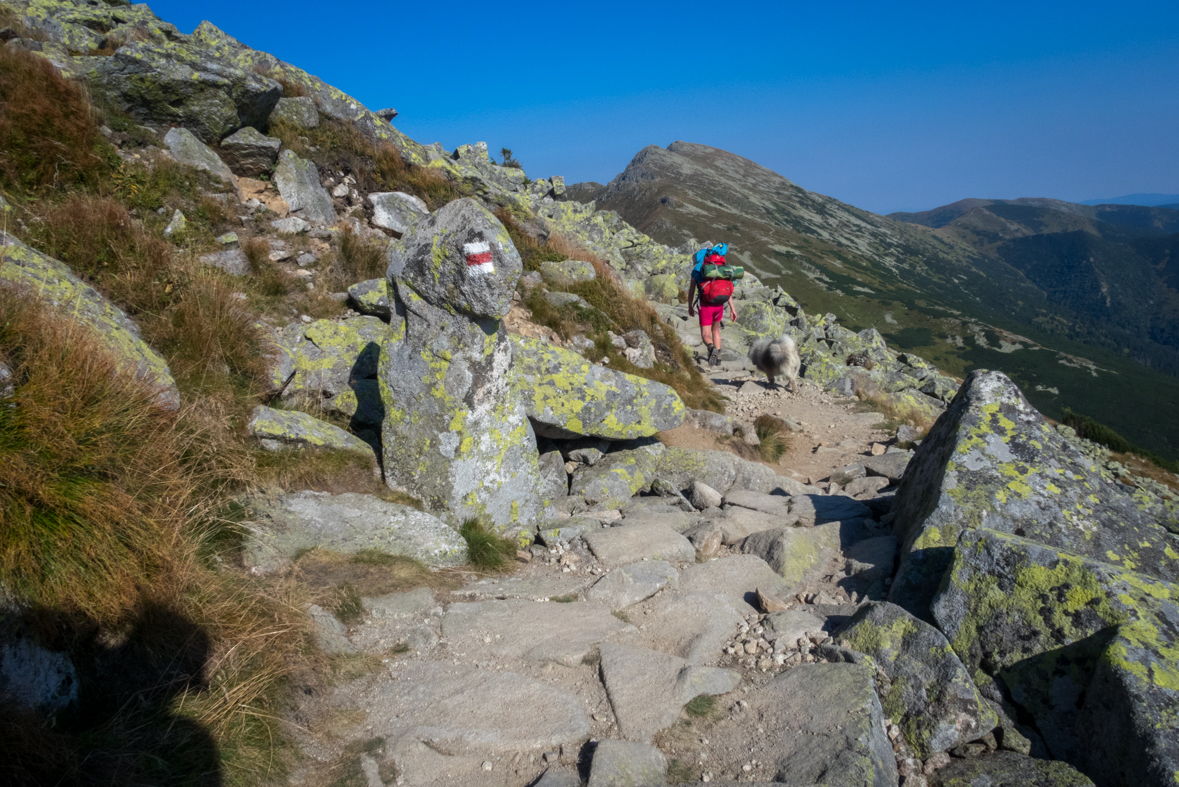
[699,252,734,305]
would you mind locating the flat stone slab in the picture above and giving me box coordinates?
[787,494,873,525]
[588,740,668,787]
[441,599,631,666]
[749,663,896,786]
[739,522,842,588]
[763,609,825,644]
[600,642,740,742]
[718,506,797,544]
[860,451,911,483]
[455,573,595,602]
[243,491,468,574]
[360,662,591,755]
[584,524,695,567]
[586,561,679,611]
[363,587,436,619]
[678,555,792,615]
[723,489,791,515]
[618,590,744,664]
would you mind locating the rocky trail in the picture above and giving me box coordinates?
[277,363,974,787]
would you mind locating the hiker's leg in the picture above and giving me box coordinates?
[710,321,723,350]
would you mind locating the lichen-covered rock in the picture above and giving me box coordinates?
[510,336,685,440]
[652,446,783,497]
[218,126,281,176]
[587,740,667,787]
[838,601,997,758]
[270,95,319,128]
[539,259,596,287]
[198,248,250,276]
[163,126,236,184]
[929,752,1094,786]
[0,616,78,717]
[6,0,181,53]
[368,191,428,235]
[89,39,280,143]
[739,523,843,589]
[242,490,467,574]
[273,149,336,225]
[891,370,1179,619]
[571,441,666,508]
[750,662,898,786]
[0,231,179,409]
[347,278,393,319]
[381,199,544,528]
[269,316,390,400]
[246,405,376,461]
[932,528,1178,786]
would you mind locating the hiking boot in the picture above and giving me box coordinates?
[708,346,720,367]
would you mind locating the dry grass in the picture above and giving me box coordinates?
[267,116,464,211]
[0,289,303,785]
[253,446,420,507]
[0,45,108,194]
[0,290,189,622]
[852,379,939,435]
[754,414,790,462]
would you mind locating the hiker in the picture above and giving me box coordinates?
[687,243,740,367]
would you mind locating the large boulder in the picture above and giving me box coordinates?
[89,41,281,143]
[268,317,390,423]
[163,127,235,184]
[746,663,898,786]
[273,150,336,225]
[242,491,468,574]
[509,336,686,440]
[368,191,428,235]
[380,199,545,528]
[218,126,281,176]
[929,751,1095,787]
[890,370,1179,619]
[246,405,376,464]
[269,96,319,129]
[932,528,1179,786]
[0,232,179,410]
[838,601,997,758]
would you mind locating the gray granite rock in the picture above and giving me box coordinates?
[368,191,428,235]
[163,126,235,183]
[586,561,679,610]
[599,642,740,742]
[218,126,281,176]
[583,524,695,567]
[270,96,319,129]
[588,740,668,787]
[838,601,997,758]
[274,149,336,225]
[242,491,467,574]
[380,199,544,529]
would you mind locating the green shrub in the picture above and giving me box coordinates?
[1062,408,1179,473]
[460,519,516,571]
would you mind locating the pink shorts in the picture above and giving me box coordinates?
[698,304,724,326]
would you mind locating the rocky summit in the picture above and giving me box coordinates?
[0,2,1176,787]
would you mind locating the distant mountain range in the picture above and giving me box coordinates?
[570,143,1179,459]
[1079,193,1179,208]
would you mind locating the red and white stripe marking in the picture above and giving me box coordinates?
[464,241,495,274]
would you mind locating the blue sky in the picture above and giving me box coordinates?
[150,1,1178,214]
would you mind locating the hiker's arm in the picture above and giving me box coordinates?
[728,299,737,321]
[687,279,697,315]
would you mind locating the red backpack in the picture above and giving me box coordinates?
[700,253,734,305]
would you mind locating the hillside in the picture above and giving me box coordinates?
[578,142,1179,459]
[889,197,1179,372]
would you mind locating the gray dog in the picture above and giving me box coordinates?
[748,335,800,392]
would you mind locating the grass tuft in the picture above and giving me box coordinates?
[754,414,790,462]
[685,694,716,717]
[460,518,516,571]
